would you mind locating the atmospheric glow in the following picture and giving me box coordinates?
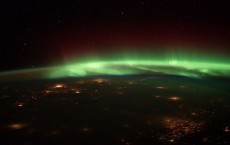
[0,51,230,80]
[46,55,230,78]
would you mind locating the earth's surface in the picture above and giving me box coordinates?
[0,75,230,145]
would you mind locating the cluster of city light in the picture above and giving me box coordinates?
[162,117,203,142]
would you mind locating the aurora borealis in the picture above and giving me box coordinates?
[48,60,230,78]
[46,50,230,78]
[1,49,229,81]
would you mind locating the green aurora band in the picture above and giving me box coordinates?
[1,51,230,80]
[47,52,230,78]
[48,60,230,78]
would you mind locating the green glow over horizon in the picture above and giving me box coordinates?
[1,50,229,80]
[46,52,230,78]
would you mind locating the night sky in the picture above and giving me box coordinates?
[1,0,230,71]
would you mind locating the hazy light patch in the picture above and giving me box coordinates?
[54,84,64,88]
[168,96,181,101]
[7,123,26,130]
[156,86,166,89]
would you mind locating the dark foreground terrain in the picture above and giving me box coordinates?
[0,75,230,145]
